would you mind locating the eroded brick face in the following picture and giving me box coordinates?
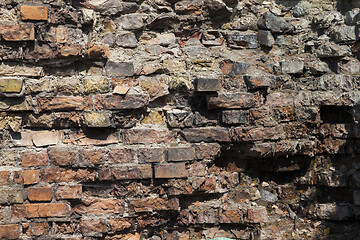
[1,0,360,239]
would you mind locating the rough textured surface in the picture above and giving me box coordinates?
[0,0,360,239]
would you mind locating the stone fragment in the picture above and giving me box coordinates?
[247,206,269,223]
[22,150,48,167]
[226,33,258,49]
[316,43,351,58]
[293,1,311,17]
[0,62,43,77]
[83,112,111,128]
[50,8,78,25]
[258,30,275,47]
[115,31,138,48]
[244,75,274,90]
[37,96,92,112]
[0,225,20,239]
[105,61,134,77]
[330,25,357,42]
[86,43,110,59]
[258,11,293,33]
[260,189,278,203]
[0,25,35,41]
[57,44,82,57]
[233,125,285,141]
[207,92,261,109]
[42,168,95,183]
[55,185,82,200]
[309,61,331,75]
[24,43,55,60]
[345,9,360,25]
[220,60,249,75]
[20,6,48,21]
[83,77,109,93]
[97,1,138,15]
[163,60,186,73]
[0,171,11,185]
[222,110,249,125]
[143,33,176,46]
[113,85,129,95]
[117,13,144,30]
[196,78,221,92]
[337,58,360,74]
[281,60,304,74]
[312,203,351,221]
[99,165,152,180]
[0,188,24,204]
[155,163,188,178]
[95,93,149,110]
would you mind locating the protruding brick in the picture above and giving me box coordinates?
[22,150,48,167]
[14,170,40,185]
[247,206,269,223]
[0,224,21,239]
[20,6,48,21]
[55,185,82,200]
[0,25,35,41]
[155,163,188,179]
[12,203,67,218]
[27,187,52,202]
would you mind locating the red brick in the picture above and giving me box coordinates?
[219,209,244,223]
[48,147,77,166]
[24,222,49,236]
[108,148,133,164]
[155,163,188,179]
[233,125,286,141]
[27,187,52,202]
[73,198,124,214]
[37,96,92,112]
[14,170,40,185]
[0,25,35,41]
[0,224,21,239]
[42,168,95,183]
[20,6,48,21]
[167,146,195,161]
[109,218,132,232]
[123,129,176,144]
[55,185,82,200]
[137,147,164,163]
[194,143,221,160]
[22,150,48,167]
[80,218,107,234]
[0,171,11,185]
[207,92,262,109]
[95,94,149,110]
[12,203,67,218]
[79,149,106,167]
[98,165,152,180]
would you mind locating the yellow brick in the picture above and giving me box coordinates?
[0,78,23,93]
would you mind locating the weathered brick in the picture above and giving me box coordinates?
[219,209,244,223]
[95,94,149,110]
[155,163,188,179]
[55,185,82,200]
[20,6,48,21]
[24,222,49,236]
[79,149,106,167]
[194,143,221,160]
[83,77,109,93]
[0,188,24,204]
[233,125,286,141]
[222,110,249,125]
[105,61,135,77]
[48,146,77,166]
[57,44,82,57]
[22,150,48,167]
[137,147,164,163]
[32,131,63,147]
[109,218,132,232]
[123,129,176,144]
[38,96,92,112]
[14,170,40,185]
[0,224,21,239]
[86,43,110,59]
[130,197,179,212]
[0,171,11,185]
[0,78,22,93]
[247,206,269,223]
[167,146,195,161]
[0,25,35,41]
[195,78,221,92]
[42,168,95,183]
[73,198,124,214]
[12,203,67,218]
[99,165,153,180]
[80,218,107,235]
[181,127,230,142]
[207,93,262,109]
[83,112,111,128]
[108,148,133,164]
[27,187,52,202]
[0,62,43,77]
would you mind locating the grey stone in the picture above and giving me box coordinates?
[166,109,194,128]
[221,60,249,75]
[222,110,249,125]
[258,11,293,33]
[309,61,331,75]
[260,189,278,203]
[258,30,275,47]
[105,61,135,77]
[97,1,138,15]
[244,75,274,90]
[115,31,138,48]
[316,43,351,58]
[313,203,351,221]
[226,33,258,49]
[196,78,221,92]
[293,1,311,17]
[313,12,344,29]
[0,188,24,204]
[117,13,144,30]
[337,58,360,74]
[345,9,360,25]
[281,60,304,74]
[330,25,357,42]
[167,146,195,161]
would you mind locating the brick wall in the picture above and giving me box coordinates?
[0,0,360,239]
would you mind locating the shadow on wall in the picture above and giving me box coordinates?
[274,0,359,12]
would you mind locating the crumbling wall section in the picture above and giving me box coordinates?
[0,0,360,239]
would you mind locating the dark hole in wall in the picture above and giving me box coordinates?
[320,106,353,123]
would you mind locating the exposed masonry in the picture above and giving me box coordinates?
[1,0,360,239]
